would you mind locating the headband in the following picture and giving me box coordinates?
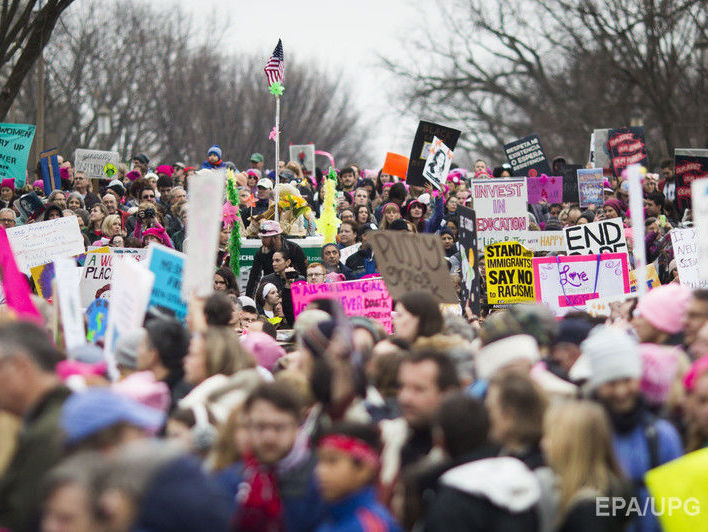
[262,283,278,299]
[318,434,380,467]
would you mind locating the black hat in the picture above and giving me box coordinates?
[358,222,377,237]
[132,153,149,165]
[156,176,174,188]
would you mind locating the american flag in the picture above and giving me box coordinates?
[264,39,284,86]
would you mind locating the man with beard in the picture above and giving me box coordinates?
[320,243,355,280]
[215,382,324,532]
[583,326,682,532]
[246,221,307,298]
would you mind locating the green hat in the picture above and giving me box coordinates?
[250,153,264,163]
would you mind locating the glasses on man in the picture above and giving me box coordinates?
[0,217,14,226]
[307,272,326,280]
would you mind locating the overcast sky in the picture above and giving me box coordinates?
[173,0,428,168]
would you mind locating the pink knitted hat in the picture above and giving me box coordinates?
[640,344,679,405]
[635,284,692,334]
[240,331,286,372]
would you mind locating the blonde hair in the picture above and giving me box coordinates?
[101,214,122,236]
[379,203,401,230]
[544,400,624,515]
[203,326,255,378]
[285,161,304,181]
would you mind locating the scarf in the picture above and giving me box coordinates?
[232,453,285,532]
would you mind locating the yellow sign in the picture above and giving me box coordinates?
[484,241,534,306]
[629,264,661,292]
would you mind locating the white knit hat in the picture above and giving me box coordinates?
[475,334,540,380]
[581,326,641,392]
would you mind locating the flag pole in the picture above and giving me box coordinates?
[275,96,280,223]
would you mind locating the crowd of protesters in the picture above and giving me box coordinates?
[0,144,706,532]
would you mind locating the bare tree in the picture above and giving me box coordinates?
[387,0,708,165]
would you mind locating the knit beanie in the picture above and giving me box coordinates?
[207,145,222,159]
[302,319,337,358]
[603,198,624,217]
[544,217,563,231]
[639,344,680,406]
[475,334,540,380]
[581,326,641,392]
[240,331,286,372]
[635,284,692,335]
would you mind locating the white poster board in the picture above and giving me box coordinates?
[289,144,315,174]
[7,216,84,273]
[692,178,708,282]
[54,257,86,350]
[79,252,114,307]
[471,177,528,249]
[671,228,708,289]
[564,217,627,256]
[74,149,120,180]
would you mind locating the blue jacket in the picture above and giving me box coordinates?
[316,486,401,532]
[214,452,325,532]
[201,160,226,170]
[613,416,683,532]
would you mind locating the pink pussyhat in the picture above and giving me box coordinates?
[112,370,170,413]
[640,344,679,405]
[635,284,692,334]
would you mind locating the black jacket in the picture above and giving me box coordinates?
[246,239,307,297]
[259,272,304,327]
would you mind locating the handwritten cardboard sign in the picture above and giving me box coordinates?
[0,123,35,188]
[368,231,458,303]
[471,177,528,249]
[692,178,708,281]
[406,121,461,187]
[564,217,627,256]
[7,216,85,274]
[485,241,534,307]
[675,149,708,213]
[671,228,708,289]
[504,134,551,177]
[422,136,453,191]
[457,206,480,315]
[74,149,120,180]
[533,253,630,316]
[146,244,187,321]
[577,168,604,209]
[527,175,562,204]
[291,278,393,333]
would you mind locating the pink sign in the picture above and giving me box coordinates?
[527,175,562,204]
[0,226,42,323]
[291,278,393,333]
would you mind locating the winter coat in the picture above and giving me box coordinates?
[316,486,401,532]
[345,248,378,279]
[246,239,308,297]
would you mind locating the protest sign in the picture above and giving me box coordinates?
[521,231,565,253]
[586,293,635,319]
[406,121,461,187]
[471,177,528,248]
[291,278,393,333]
[368,231,458,303]
[592,129,611,170]
[629,264,661,292]
[89,246,149,262]
[54,258,86,350]
[692,178,708,280]
[7,216,84,273]
[146,244,187,320]
[0,226,41,322]
[562,171,580,203]
[671,228,708,289]
[339,243,361,264]
[32,247,109,300]
[382,152,408,179]
[0,123,35,188]
[627,164,648,295]
[289,144,315,175]
[606,127,648,177]
[503,134,551,177]
[457,206,480,315]
[182,168,225,299]
[646,448,708,532]
[86,298,109,342]
[74,149,121,180]
[577,168,604,209]
[422,136,453,191]
[533,253,630,316]
[564,217,627,256]
[675,149,708,213]
[39,148,61,193]
[484,242,534,307]
[526,175,562,204]
[104,258,154,375]
[79,252,114,307]
[14,191,45,221]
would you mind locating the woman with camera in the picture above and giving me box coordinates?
[256,248,304,327]
[132,201,174,248]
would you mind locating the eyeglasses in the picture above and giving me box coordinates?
[0,218,14,224]
[142,193,155,199]
[307,273,325,279]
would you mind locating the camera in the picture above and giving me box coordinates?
[139,208,156,219]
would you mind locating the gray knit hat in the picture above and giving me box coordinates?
[115,329,146,370]
[581,326,641,392]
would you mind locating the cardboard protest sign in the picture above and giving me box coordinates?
[86,298,109,342]
[675,149,708,213]
[422,136,453,191]
[533,253,630,316]
[291,278,393,333]
[54,257,86,350]
[146,244,187,320]
[520,231,565,253]
[368,231,458,303]
[692,178,708,280]
[0,226,42,322]
[629,264,661,292]
[182,168,225,299]
[7,216,84,274]
[606,127,648,177]
[577,168,604,209]
[526,175,562,204]
[503,134,551,177]
[471,177,528,248]
[646,448,708,532]
[564,217,627,256]
[79,252,114,307]
[289,144,315,175]
[457,206,480,315]
[382,152,408,179]
[0,123,35,188]
[40,148,61,193]
[484,242,534,307]
[74,149,120,180]
[406,121,461,187]
[671,228,708,289]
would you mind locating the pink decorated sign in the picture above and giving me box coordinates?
[527,175,562,204]
[533,253,630,316]
[0,226,42,323]
[291,278,393,333]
